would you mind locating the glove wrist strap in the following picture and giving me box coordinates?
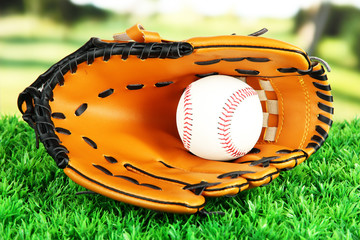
[113,23,162,43]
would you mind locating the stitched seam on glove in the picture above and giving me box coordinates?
[299,76,311,149]
[269,79,284,143]
[67,165,205,210]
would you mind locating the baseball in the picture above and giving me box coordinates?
[176,75,263,161]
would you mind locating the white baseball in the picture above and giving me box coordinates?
[176,75,263,161]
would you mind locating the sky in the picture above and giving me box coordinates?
[71,0,360,18]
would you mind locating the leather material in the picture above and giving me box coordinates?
[18,24,333,214]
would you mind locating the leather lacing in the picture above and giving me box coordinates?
[17,34,332,215]
[238,64,332,170]
[17,38,193,169]
[18,44,332,170]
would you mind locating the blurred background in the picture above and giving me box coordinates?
[0,0,359,121]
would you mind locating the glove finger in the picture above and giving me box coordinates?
[55,121,278,198]
[154,143,280,194]
[65,158,206,214]
[234,63,333,171]
[235,143,308,170]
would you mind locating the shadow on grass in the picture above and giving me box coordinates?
[323,58,360,73]
[0,36,83,46]
[332,89,360,104]
[0,57,52,69]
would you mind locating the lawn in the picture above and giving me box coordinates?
[1,116,359,239]
[1,14,360,239]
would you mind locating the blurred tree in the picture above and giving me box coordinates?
[308,3,331,55]
[353,26,360,68]
[322,5,360,37]
[294,4,360,38]
[0,0,110,25]
[0,0,25,14]
[294,2,331,55]
[294,3,360,66]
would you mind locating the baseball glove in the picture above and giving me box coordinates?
[18,24,333,214]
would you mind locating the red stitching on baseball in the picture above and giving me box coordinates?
[224,102,236,111]
[218,87,258,158]
[182,85,193,150]
[219,116,231,123]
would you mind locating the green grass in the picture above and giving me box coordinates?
[1,116,359,239]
